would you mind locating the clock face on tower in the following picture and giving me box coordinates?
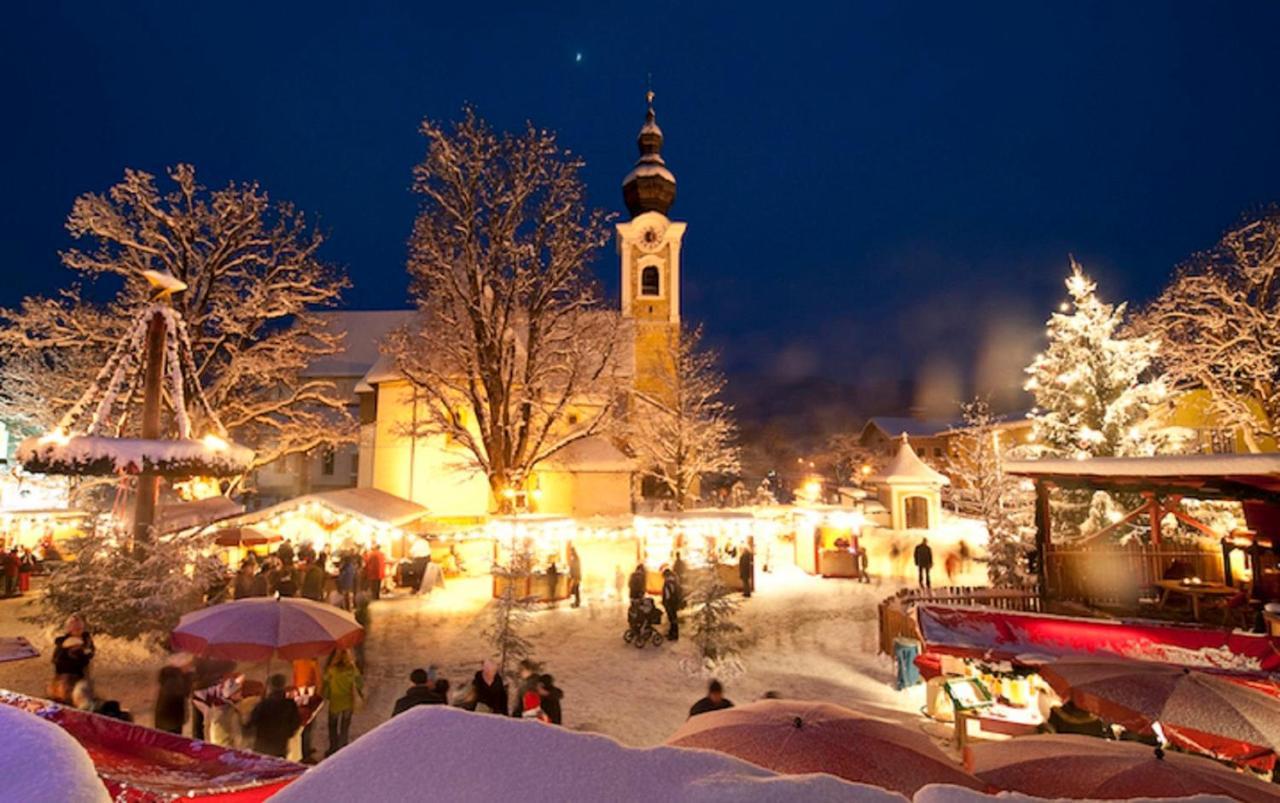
[638,224,665,252]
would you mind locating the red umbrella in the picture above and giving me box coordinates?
[213,527,281,548]
[970,733,1278,802]
[1040,656,1280,770]
[171,598,363,661]
[665,699,981,795]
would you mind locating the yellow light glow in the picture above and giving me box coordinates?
[201,434,229,452]
[39,428,71,446]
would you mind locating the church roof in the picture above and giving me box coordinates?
[541,436,634,473]
[875,434,950,486]
[622,91,676,218]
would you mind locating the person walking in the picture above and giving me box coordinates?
[18,548,35,594]
[300,559,326,602]
[471,659,508,715]
[689,679,734,718]
[392,668,438,716]
[661,568,683,641]
[154,664,192,735]
[913,537,934,589]
[53,614,95,682]
[2,548,19,596]
[363,544,386,600]
[738,544,755,598]
[567,544,582,608]
[337,553,359,610]
[245,674,301,759]
[536,674,563,725]
[322,649,363,755]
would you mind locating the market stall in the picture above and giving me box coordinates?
[635,511,761,593]
[792,505,867,578]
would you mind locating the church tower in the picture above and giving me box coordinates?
[617,91,686,399]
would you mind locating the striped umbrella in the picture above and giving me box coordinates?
[171,597,363,661]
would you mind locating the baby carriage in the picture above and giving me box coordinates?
[624,597,664,648]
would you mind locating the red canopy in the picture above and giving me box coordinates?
[0,690,303,802]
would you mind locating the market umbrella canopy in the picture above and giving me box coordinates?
[665,699,981,795]
[969,733,1278,802]
[1040,656,1280,769]
[213,527,281,548]
[171,597,363,661]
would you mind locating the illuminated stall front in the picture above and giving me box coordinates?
[792,505,868,578]
[488,514,638,603]
[635,511,779,593]
[0,509,90,553]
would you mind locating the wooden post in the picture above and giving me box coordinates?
[1034,480,1051,602]
[132,310,167,551]
[1146,493,1162,545]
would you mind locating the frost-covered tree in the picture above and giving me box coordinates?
[687,559,743,673]
[483,540,536,676]
[630,326,740,509]
[0,165,353,488]
[385,109,620,510]
[1024,260,1168,534]
[948,399,1033,588]
[1140,211,1280,453]
[36,528,227,642]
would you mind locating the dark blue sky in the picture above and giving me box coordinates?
[5,1,1280,411]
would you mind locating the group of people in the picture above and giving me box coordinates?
[1,546,37,597]
[391,657,564,725]
[230,541,387,612]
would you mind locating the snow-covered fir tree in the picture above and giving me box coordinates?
[1140,210,1280,453]
[384,109,621,512]
[1024,260,1168,535]
[629,325,740,510]
[947,399,1034,588]
[38,527,226,641]
[687,559,743,675]
[0,165,353,491]
[483,539,536,676]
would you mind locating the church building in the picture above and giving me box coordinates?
[356,95,687,518]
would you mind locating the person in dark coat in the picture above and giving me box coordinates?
[536,674,563,725]
[153,665,192,734]
[2,549,19,596]
[689,679,735,718]
[300,560,326,601]
[249,563,271,597]
[232,562,255,600]
[472,659,508,715]
[510,659,542,718]
[628,563,647,601]
[276,540,294,569]
[661,568,683,641]
[392,668,440,716]
[245,674,301,758]
[52,615,95,681]
[738,546,755,598]
[567,545,582,609]
[913,538,934,589]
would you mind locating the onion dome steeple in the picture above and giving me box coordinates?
[622,90,676,218]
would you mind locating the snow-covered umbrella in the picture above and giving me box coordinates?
[171,597,363,661]
[969,733,1278,802]
[1039,656,1280,770]
[664,699,982,795]
[270,706,903,803]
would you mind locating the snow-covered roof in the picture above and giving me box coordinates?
[158,496,244,534]
[541,436,634,474]
[874,436,950,486]
[1004,454,1280,497]
[0,704,111,802]
[237,488,428,529]
[304,310,415,378]
[862,417,960,440]
[360,354,401,386]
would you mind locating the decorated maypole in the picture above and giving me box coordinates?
[17,271,252,550]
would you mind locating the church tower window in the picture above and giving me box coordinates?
[640,265,660,297]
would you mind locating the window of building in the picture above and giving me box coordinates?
[640,265,660,296]
[321,448,335,476]
[905,496,929,529]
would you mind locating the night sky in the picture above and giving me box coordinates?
[6,1,1280,417]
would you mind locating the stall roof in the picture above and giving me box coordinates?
[237,488,429,529]
[158,496,244,533]
[1004,454,1280,501]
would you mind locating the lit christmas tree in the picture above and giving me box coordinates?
[1024,259,1168,535]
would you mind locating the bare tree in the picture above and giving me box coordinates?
[0,165,353,486]
[1140,211,1280,452]
[384,109,619,509]
[630,326,740,509]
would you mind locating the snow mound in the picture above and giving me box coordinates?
[913,784,1233,803]
[269,707,904,803]
[0,705,110,803]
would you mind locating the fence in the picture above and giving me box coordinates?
[876,586,1042,655]
[1044,543,1223,609]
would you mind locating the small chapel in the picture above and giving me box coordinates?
[356,95,688,517]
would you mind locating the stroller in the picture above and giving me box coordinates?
[624,597,664,648]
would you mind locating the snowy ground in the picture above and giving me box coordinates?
[0,559,986,755]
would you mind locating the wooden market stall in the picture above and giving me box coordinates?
[792,505,867,578]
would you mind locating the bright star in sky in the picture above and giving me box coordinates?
[575,52,582,63]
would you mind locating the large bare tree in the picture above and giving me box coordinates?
[1141,211,1280,452]
[384,109,619,508]
[630,325,740,509]
[0,164,353,486]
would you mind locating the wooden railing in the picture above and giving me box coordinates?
[1044,543,1223,609]
[876,586,1042,655]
